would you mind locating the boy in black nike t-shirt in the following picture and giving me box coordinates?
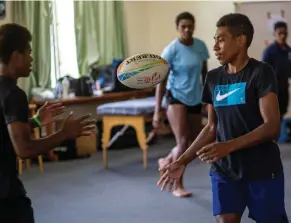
[158,13,288,223]
[0,24,96,223]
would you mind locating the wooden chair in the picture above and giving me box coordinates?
[18,104,44,174]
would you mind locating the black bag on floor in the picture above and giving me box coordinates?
[96,120,155,150]
[54,139,78,160]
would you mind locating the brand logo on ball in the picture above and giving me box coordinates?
[117,66,152,81]
[137,72,162,85]
[125,53,162,65]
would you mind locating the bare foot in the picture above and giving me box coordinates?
[172,188,193,198]
[158,158,171,177]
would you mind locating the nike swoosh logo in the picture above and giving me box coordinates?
[216,88,240,101]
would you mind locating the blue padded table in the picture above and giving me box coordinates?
[96,97,168,169]
[97,97,158,116]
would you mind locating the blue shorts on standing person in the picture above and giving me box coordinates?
[211,172,288,222]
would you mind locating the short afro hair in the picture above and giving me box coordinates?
[274,21,287,31]
[0,23,32,64]
[216,13,254,48]
[175,12,195,26]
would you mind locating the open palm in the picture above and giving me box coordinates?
[36,102,66,126]
[157,161,185,192]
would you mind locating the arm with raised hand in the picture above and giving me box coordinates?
[157,71,217,191]
[28,101,66,129]
[4,89,96,159]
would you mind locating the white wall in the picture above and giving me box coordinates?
[0,1,12,25]
[146,1,235,69]
[124,1,235,69]
[123,1,150,55]
[124,0,279,68]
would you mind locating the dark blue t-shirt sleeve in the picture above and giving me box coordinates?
[2,88,29,124]
[201,73,213,104]
[262,48,272,65]
[255,63,278,99]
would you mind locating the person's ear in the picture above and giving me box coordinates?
[238,35,247,47]
[10,51,19,62]
[8,50,22,65]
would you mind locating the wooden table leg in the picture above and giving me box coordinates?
[46,123,58,161]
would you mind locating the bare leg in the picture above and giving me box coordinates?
[166,104,192,197]
[159,114,202,179]
[188,113,203,143]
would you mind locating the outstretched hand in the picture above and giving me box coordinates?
[157,161,185,192]
[36,101,66,126]
[196,142,231,164]
[62,112,96,139]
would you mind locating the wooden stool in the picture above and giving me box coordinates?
[18,104,44,174]
[103,115,149,169]
[97,97,171,169]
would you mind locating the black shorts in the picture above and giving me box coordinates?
[0,196,34,223]
[165,90,202,114]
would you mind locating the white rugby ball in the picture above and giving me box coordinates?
[117,53,169,89]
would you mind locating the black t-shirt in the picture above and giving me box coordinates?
[0,76,28,198]
[202,58,283,180]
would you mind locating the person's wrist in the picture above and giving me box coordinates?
[177,154,189,167]
[58,129,69,140]
[32,115,42,127]
[225,140,236,153]
[154,106,161,113]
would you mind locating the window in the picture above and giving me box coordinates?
[50,0,79,88]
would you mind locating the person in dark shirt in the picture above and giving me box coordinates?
[262,21,291,120]
[0,23,96,223]
[157,13,288,223]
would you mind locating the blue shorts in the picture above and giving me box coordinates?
[210,171,289,223]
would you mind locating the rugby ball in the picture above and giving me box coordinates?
[117,53,169,89]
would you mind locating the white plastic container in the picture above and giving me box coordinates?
[62,77,70,99]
